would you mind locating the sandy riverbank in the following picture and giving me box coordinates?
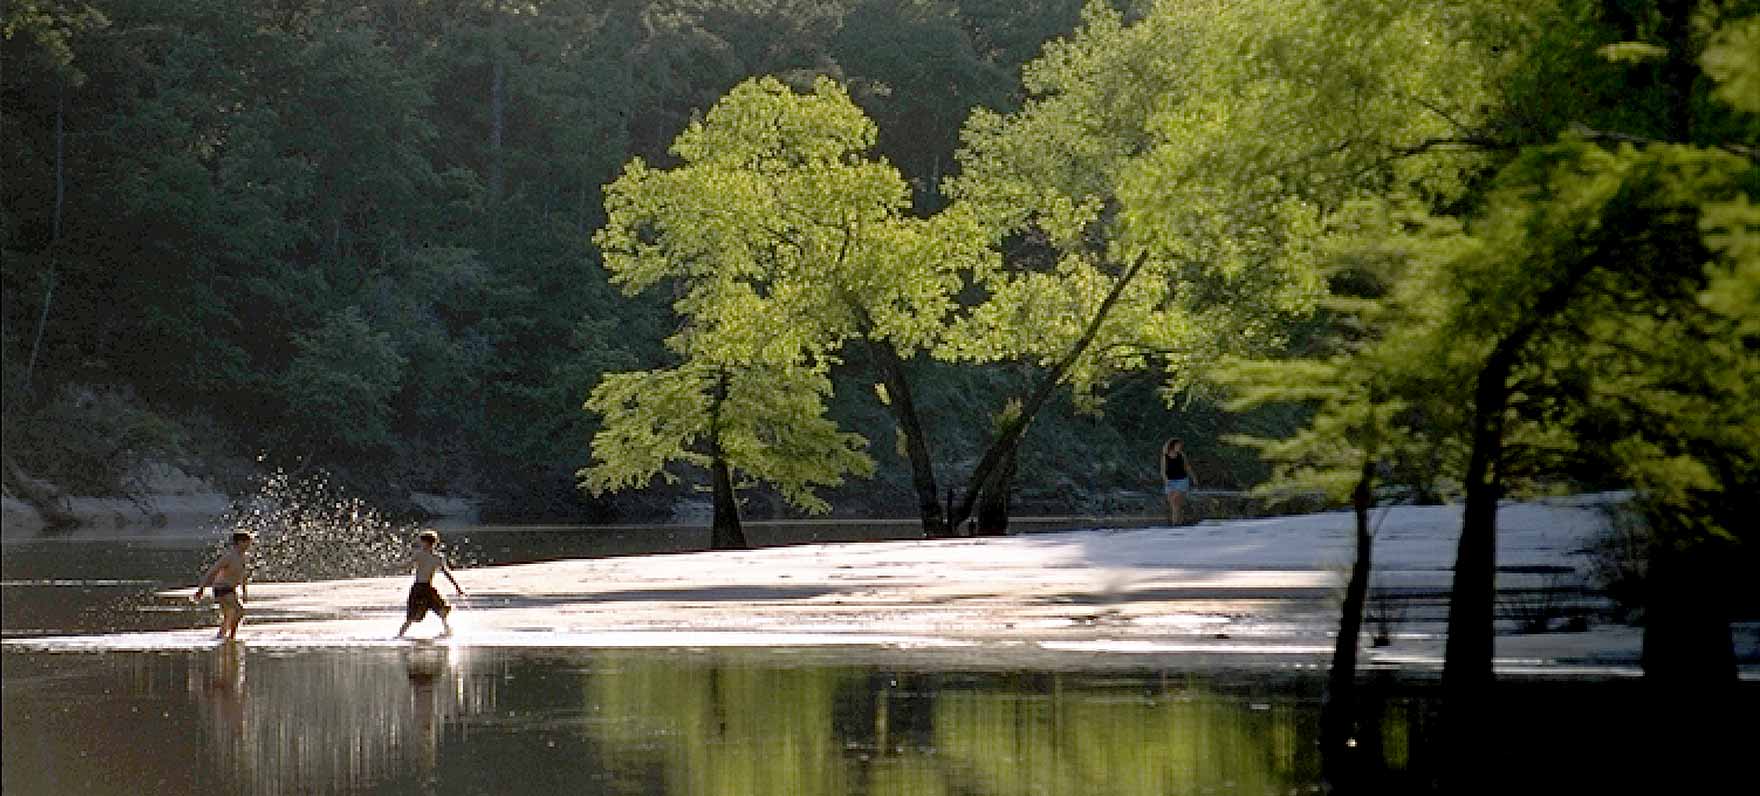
[16,494,1754,674]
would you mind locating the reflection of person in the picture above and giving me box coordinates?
[1161,438,1198,526]
[192,642,247,774]
[405,651,442,773]
[213,643,246,728]
[397,531,465,638]
[194,532,254,640]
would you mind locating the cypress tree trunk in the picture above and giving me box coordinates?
[1636,0,1737,696]
[973,442,1017,536]
[707,370,746,550]
[1441,264,1593,769]
[1321,461,1376,783]
[1436,340,1522,793]
[871,344,947,537]
[708,454,744,550]
[1443,347,1512,697]
[1641,540,1735,684]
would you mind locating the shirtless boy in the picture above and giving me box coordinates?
[398,531,465,638]
[194,532,254,640]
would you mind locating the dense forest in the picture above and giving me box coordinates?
[3,0,1755,572]
[6,0,1237,522]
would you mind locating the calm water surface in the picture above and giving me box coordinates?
[3,530,1752,795]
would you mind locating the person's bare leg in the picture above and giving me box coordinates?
[216,604,237,639]
[227,607,245,640]
[1171,492,1186,526]
[397,620,413,638]
[1165,492,1179,525]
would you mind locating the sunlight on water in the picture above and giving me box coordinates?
[210,470,472,582]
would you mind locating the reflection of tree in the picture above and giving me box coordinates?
[582,656,1324,796]
[188,646,494,795]
[932,676,1319,796]
[587,656,857,794]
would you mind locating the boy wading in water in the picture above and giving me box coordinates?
[194,532,254,640]
[398,531,465,638]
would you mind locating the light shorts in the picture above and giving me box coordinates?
[1164,478,1191,496]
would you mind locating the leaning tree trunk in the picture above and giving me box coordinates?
[1321,461,1377,784]
[1438,340,1516,793]
[972,441,1018,536]
[950,251,1152,531]
[1442,346,1513,699]
[1439,265,1590,788]
[870,343,947,537]
[1443,263,1593,714]
[707,370,747,550]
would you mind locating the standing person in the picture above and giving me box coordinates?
[398,531,465,639]
[194,532,254,640]
[1161,438,1198,526]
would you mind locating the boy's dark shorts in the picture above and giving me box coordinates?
[406,583,450,621]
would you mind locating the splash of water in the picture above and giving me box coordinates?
[210,470,468,582]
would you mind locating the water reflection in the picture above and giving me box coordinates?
[9,647,1748,795]
[582,659,1322,795]
[8,649,1331,795]
[185,645,496,795]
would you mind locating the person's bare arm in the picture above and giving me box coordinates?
[441,557,463,595]
[193,559,221,600]
[239,563,248,602]
[1160,442,1171,480]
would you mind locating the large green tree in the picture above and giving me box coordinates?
[590,76,994,536]
[1215,5,1757,778]
[583,359,872,548]
[938,0,1496,533]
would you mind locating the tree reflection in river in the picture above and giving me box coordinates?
[24,646,1729,795]
[7,648,1339,794]
[582,658,1324,795]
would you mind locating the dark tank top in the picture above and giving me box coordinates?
[1165,451,1188,479]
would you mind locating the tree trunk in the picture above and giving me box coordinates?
[1321,461,1376,784]
[973,441,1017,536]
[709,455,744,550]
[950,250,1152,530]
[1442,345,1513,698]
[871,343,946,537]
[1641,540,1735,685]
[707,370,746,550]
[1441,262,1595,755]
[1637,539,1738,792]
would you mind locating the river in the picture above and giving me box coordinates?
[3,526,1751,794]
